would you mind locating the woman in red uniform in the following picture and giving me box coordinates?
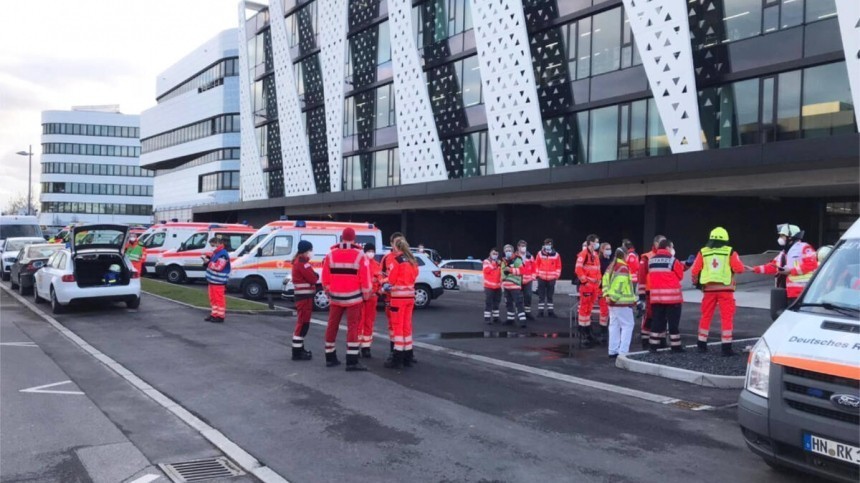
[383,238,419,369]
[291,240,317,361]
[360,243,383,358]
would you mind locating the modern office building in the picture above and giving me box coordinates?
[140,29,241,222]
[39,106,153,232]
[197,0,859,261]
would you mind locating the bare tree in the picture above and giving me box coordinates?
[3,194,38,216]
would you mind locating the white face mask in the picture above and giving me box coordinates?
[519,246,526,254]
[669,248,676,256]
[366,252,375,259]
[603,249,612,257]
[592,242,600,250]
[490,254,498,260]
[544,245,552,252]
[777,237,786,247]
[504,251,513,258]
[306,251,314,259]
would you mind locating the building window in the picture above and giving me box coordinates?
[801,62,855,138]
[156,57,239,103]
[198,171,240,192]
[342,148,399,190]
[139,114,239,153]
[41,162,154,177]
[42,123,139,138]
[42,143,140,157]
[42,182,152,196]
[41,202,153,216]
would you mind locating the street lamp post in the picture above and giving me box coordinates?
[16,146,33,216]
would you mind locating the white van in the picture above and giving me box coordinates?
[154,225,257,283]
[738,218,859,482]
[227,220,382,300]
[140,222,250,275]
[0,215,44,250]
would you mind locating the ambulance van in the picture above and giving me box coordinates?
[739,218,859,482]
[227,220,382,300]
[139,221,249,275]
[154,224,257,283]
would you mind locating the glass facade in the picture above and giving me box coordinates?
[42,143,140,157]
[343,148,400,191]
[140,114,240,154]
[155,148,241,176]
[42,162,154,177]
[41,202,153,216]
[157,57,239,103]
[42,123,139,138]
[42,182,153,197]
[199,171,240,192]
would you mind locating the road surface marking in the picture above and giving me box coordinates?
[0,341,38,347]
[128,474,161,483]
[0,284,290,483]
[20,380,84,395]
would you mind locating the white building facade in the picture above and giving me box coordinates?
[140,29,241,222]
[40,106,153,231]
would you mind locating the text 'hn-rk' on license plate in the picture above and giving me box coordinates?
[803,433,860,466]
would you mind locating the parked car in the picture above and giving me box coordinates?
[33,224,141,314]
[9,243,64,294]
[0,215,43,251]
[2,236,47,281]
[439,259,484,290]
[282,251,444,310]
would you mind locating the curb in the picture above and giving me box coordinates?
[142,290,295,316]
[615,338,758,389]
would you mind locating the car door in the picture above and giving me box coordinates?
[467,261,484,286]
[36,252,59,296]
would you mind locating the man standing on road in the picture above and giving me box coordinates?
[501,244,526,327]
[359,243,383,358]
[575,234,602,347]
[747,223,817,308]
[483,248,502,324]
[638,235,666,350]
[204,237,230,324]
[125,235,146,275]
[321,228,372,371]
[691,227,745,356]
[647,239,686,353]
[518,240,536,320]
[291,240,317,361]
[622,239,639,291]
[535,238,562,318]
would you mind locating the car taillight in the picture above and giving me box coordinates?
[61,274,75,282]
[131,270,140,279]
[432,270,441,278]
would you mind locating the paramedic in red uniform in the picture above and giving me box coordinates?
[360,243,383,358]
[575,234,602,347]
[383,238,419,369]
[483,248,502,324]
[321,228,372,371]
[638,235,666,350]
[291,240,317,361]
[647,239,686,353]
[518,240,536,320]
[535,238,562,318]
[748,223,818,307]
[381,232,404,353]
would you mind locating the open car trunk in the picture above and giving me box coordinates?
[74,253,130,288]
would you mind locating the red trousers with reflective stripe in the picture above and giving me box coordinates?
[389,298,414,351]
[293,299,313,338]
[698,291,735,343]
[360,296,378,348]
[208,284,225,318]
[597,288,609,326]
[578,283,599,326]
[325,304,361,350]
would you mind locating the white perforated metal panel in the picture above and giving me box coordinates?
[270,0,318,196]
[387,0,448,184]
[237,1,267,201]
[622,0,703,152]
[319,0,349,192]
[836,0,860,129]
[471,0,549,173]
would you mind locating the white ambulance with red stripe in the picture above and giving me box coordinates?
[739,218,859,482]
[138,221,251,276]
[153,224,257,283]
[226,220,382,300]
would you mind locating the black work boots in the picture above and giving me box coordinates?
[292,347,313,361]
[325,351,341,368]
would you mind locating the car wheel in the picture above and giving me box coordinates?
[165,266,186,284]
[313,288,330,311]
[1,272,8,282]
[242,277,266,300]
[414,284,431,309]
[33,284,43,304]
[50,287,65,314]
[126,296,141,309]
[442,276,457,290]
[10,275,19,290]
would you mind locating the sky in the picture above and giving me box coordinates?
[0,0,242,211]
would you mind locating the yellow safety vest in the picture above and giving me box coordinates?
[699,246,733,286]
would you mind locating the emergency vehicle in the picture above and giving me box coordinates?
[227,220,383,300]
[154,224,257,283]
[439,259,484,290]
[739,218,860,482]
[138,221,249,275]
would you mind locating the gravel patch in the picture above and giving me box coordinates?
[627,340,758,376]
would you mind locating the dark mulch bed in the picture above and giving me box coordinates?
[627,340,759,376]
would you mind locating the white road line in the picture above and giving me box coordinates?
[0,341,38,347]
[307,318,682,406]
[127,473,161,483]
[0,284,290,483]
[20,380,85,395]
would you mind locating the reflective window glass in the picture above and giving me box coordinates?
[802,62,856,138]
[589,105,618,162]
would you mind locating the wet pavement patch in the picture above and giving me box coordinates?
[627,341,756,376]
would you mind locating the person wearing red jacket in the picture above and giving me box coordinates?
[383,238,420,369]
[359,243,383,358]
[747,224,817,306]
[647,239,686,353]
[691,227,745,356]
[638,234,666,350]
[622,239,640,287]
[517,240,536,320]
[535,238,562,318]
[483,248,502,324]
[321,227,372,371]
[381,232,404,353]
[575,234,602,347]
[291,240,317,361]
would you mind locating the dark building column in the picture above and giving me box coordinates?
[496,204,512,250]
[642,195,667,251]
[400,210,411,239]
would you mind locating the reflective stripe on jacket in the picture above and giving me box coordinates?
[535,250,562,281]
[752,242,817,298]
[501,256,523,290]
[575,248,601,290]
[691,247,745,292]
[483,258,502,289]
[521,253,536,284]
[321,243,371,306]
[205,246,231,285]
[291,255,319,300]
[602,260,636,306]
[388,254,418,299]
[647,249,684,304]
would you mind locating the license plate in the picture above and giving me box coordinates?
[804,433,860,466]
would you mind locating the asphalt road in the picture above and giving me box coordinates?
[1,280,819,483]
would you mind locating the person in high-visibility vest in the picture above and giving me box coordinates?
[747,224,817,306]
[691,227,746,356]
[125,235,146,275]
[602,248,637,358]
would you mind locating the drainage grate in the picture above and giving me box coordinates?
[159,457,245,482]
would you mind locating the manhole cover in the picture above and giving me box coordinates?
[159,457,245,482]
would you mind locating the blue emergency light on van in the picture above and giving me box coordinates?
[208,224,222,229]
[295,220,306,227]
[279,215,288,221]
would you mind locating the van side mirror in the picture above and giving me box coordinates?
[770,288,788,321]
[256,247,263,257]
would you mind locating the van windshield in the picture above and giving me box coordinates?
[1,224,41,239]
[797,239,860,314]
